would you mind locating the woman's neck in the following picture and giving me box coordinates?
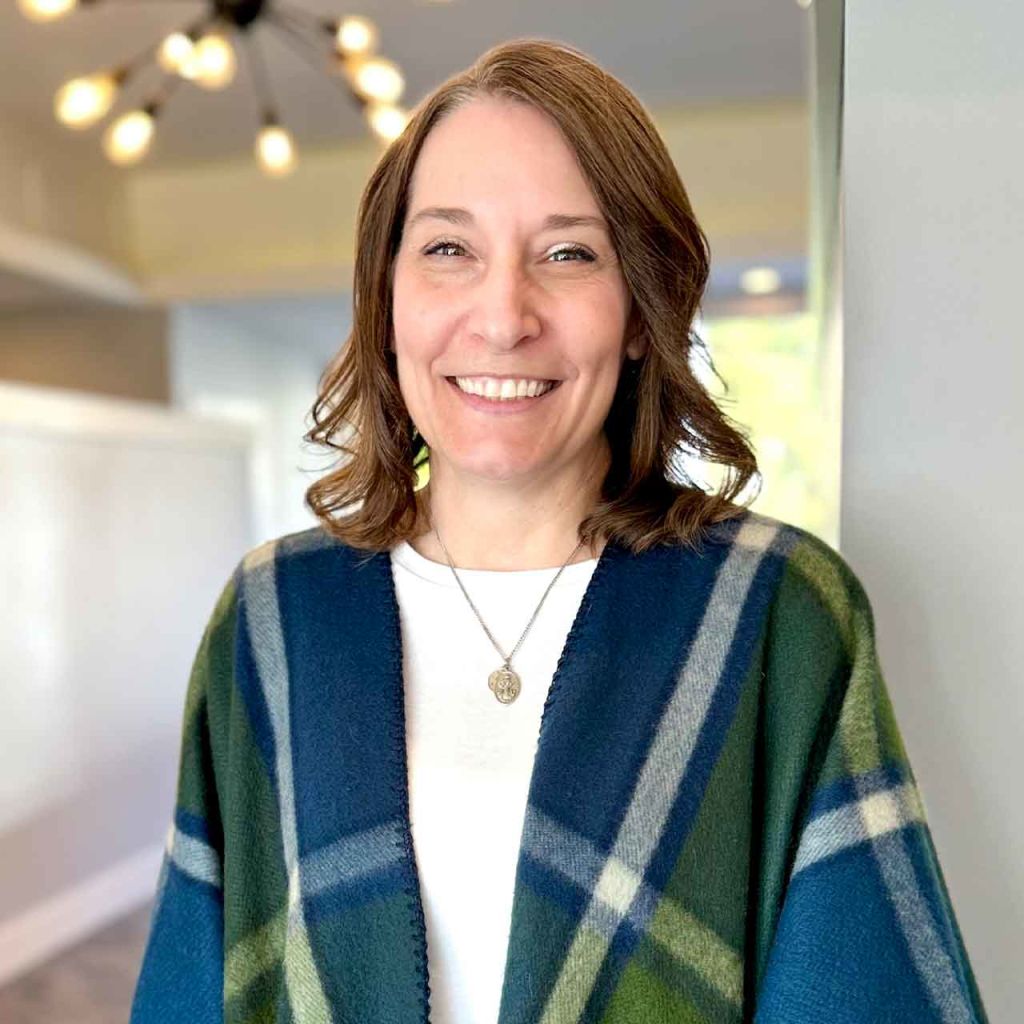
[408,454,608,571]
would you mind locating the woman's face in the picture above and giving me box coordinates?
[390,96,644,488]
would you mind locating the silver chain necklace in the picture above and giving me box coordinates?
[432,523,586,705]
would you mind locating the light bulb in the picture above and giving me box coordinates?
[158,32,195,75]
[17,0,77,22]
[102,110,154,166]
[54,72,118,129]
[739,267,782,295]
[176,49,203,81]
[346,56,404,104]
[335,16,377,57]
[366,103,409,142]
[191,32,236,90]
[256,125,296,177]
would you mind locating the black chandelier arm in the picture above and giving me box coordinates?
[179,12,219,42]
[268,0,334,37]
[108,38,164,90]
[95,9,216,90]
[138,67,186,119]
[241,28,280,125]
[267,5,330,55]
[265,10,363,107]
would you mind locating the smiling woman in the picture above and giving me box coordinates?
[302,40,758,564]
[129,37,988,1024]
[386,95,648,535]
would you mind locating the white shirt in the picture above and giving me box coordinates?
[389,539,599,1024]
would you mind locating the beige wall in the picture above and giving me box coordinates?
[0,114,133,270]
[0,306,170,403]
[126,100,809,302]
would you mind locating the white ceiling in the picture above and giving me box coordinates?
[0,0,809,167]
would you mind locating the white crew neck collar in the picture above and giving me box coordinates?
[390,539,600,588]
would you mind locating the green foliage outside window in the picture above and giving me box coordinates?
[697,312,838,545]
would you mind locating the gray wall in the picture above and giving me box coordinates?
[842,2,1022,1017]
[169,295,348,543]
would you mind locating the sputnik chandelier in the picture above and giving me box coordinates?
[17,0,412,175]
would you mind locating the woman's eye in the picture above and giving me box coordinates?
[424,240,465,258]
[548,245,595,263]
[422,241,595,263]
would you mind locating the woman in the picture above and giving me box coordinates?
[130,39,987,1024]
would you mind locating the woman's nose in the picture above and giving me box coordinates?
[468,259,541,350]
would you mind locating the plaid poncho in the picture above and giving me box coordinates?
[130,509,988,1023]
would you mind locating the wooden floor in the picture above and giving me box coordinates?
[0,901,153,1024]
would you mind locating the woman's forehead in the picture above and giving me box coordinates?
[405,127,602,232]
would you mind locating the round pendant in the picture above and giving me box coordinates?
[488,666,521,704]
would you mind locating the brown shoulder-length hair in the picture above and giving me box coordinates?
[304,37,760,554]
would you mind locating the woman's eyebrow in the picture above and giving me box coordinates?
[406,206,608,233]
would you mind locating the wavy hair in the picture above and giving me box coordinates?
[304,37,760,553]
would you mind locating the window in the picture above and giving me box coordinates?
[693,311,839,545]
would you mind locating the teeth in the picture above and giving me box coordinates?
[454,377,555,400]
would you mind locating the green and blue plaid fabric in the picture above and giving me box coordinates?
[130,509,987,1023]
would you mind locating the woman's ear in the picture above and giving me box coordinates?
[626,335,648,361]
[624,307,648,361]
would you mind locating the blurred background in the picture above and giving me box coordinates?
[0,0,1019,1020]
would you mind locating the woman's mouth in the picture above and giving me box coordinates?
[445,375,562,412]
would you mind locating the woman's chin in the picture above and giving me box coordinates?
[431,447,549,484]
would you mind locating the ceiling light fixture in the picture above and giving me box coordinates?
[19,0,412,175]
[739,267,783,295]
